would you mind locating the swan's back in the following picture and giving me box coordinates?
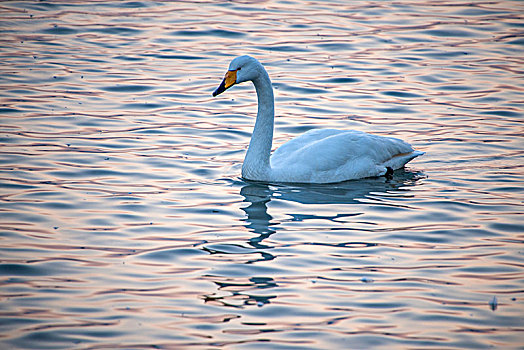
[270,129,422,183]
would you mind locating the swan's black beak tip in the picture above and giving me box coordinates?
[212,79,226,97]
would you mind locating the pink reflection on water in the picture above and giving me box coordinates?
[0,0,523,348]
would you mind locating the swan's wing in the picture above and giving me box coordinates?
[271,129,422,182]
[272,128,345,161]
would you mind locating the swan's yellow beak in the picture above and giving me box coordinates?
[213,69,237,97]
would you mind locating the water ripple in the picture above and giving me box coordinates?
[1,0,523,349]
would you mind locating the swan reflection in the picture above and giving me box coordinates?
[201,170,424,308]
[240,169,425,244]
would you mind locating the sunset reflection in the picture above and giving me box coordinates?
[1,0,523,348]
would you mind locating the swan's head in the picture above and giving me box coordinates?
[212,55,262,97]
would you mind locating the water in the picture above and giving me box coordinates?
[1,1,523,348]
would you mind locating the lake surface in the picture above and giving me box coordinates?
[1,1,523,348]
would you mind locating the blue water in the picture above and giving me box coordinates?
[1,1,523,348]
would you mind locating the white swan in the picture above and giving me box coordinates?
[213,55,424,183]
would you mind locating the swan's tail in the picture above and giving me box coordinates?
[382,150,425,171]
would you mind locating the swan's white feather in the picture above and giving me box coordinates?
[213,55,424,184]
[271,129,422,183]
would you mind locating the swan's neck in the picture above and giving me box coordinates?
[242,68,274,180]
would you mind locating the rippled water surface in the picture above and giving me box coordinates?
[1,1,523,348]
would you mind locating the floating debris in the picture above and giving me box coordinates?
[489,296,498,311]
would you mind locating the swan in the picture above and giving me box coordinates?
[212,55,424,183]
